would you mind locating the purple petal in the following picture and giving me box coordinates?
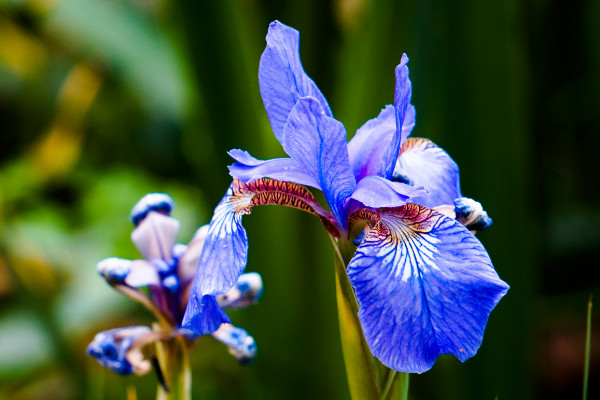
[347,105,396,182]
[259,21,332,143]
[182,294,231,334]
[131,212,180,261]
[378,54,413,179]
[282,97,356,229]
[181,183,252,334]
[228,149,321,189]
[394,138,461,208]
[347,204,509,373]
[350,175,428,209]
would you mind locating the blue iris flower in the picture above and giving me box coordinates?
[182,21,508,373]
[88,194,263,375]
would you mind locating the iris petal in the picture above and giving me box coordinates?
[182,178,339,334]
[350,175,428,209]
[347,204,509,373]
[347,105,396,182]
[282,97,356,229]
[394,138,461,208]
[228,149,321,189]
[131,212,180,261]
[259,21,332,142]
[378,54,413,179]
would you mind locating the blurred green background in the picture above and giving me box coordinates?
[0,0,598,399]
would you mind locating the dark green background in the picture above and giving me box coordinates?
[0,0,598,399]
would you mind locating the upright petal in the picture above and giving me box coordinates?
[393,138,461,208]
[378,54,413,179]
[131,211,180,261]
[228,149,320,189]
[347,204,509,373]
[259,21,332,142]
[347,105,396,182]
[282,97,356,229]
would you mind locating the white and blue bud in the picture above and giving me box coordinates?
[97,257,131,284]
[217,272,263,309]
[454,197,493,231]
[212,323,257,365]
[130,193,175,226]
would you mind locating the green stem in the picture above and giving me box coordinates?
[385,372,409,400]
[154,332,193,400]
[332,236,379,400]
[583,295,592,400]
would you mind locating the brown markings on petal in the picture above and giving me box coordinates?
[378,203,440,234]
[348,208,381,231]
[231,179,340,236]
[398,137,433,155]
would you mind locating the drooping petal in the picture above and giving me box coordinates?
[347,204,509,373]
[183,294,231,334]
[347,105,396,182]
[131,211,180,261]
[228,149,320,189]
[378,54,413,179]
[87,326,159,375]
[130,193,174,226]
[350,175,428,209]
[393,138,462,208]
[217,272,263,309]
[259,21,332,142]
[282,97,356,229]
[182,179,338,334]
[212,323,257,365]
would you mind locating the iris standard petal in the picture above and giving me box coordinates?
[393,138,461,208]
[282,97,356,229]
[378,54,413,179]
[259,21,332,142]
[347,105,396,182]
[131,211,180,261]
[350,175,428,209]
[347,204,509,373]
[228,149,321,189]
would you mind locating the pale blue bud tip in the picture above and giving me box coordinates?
[130,193,175,226]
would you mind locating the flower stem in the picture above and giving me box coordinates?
[332,236,379,400]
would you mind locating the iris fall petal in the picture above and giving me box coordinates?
[347,204,509,373]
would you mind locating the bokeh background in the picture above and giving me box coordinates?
[1,0,599,399]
